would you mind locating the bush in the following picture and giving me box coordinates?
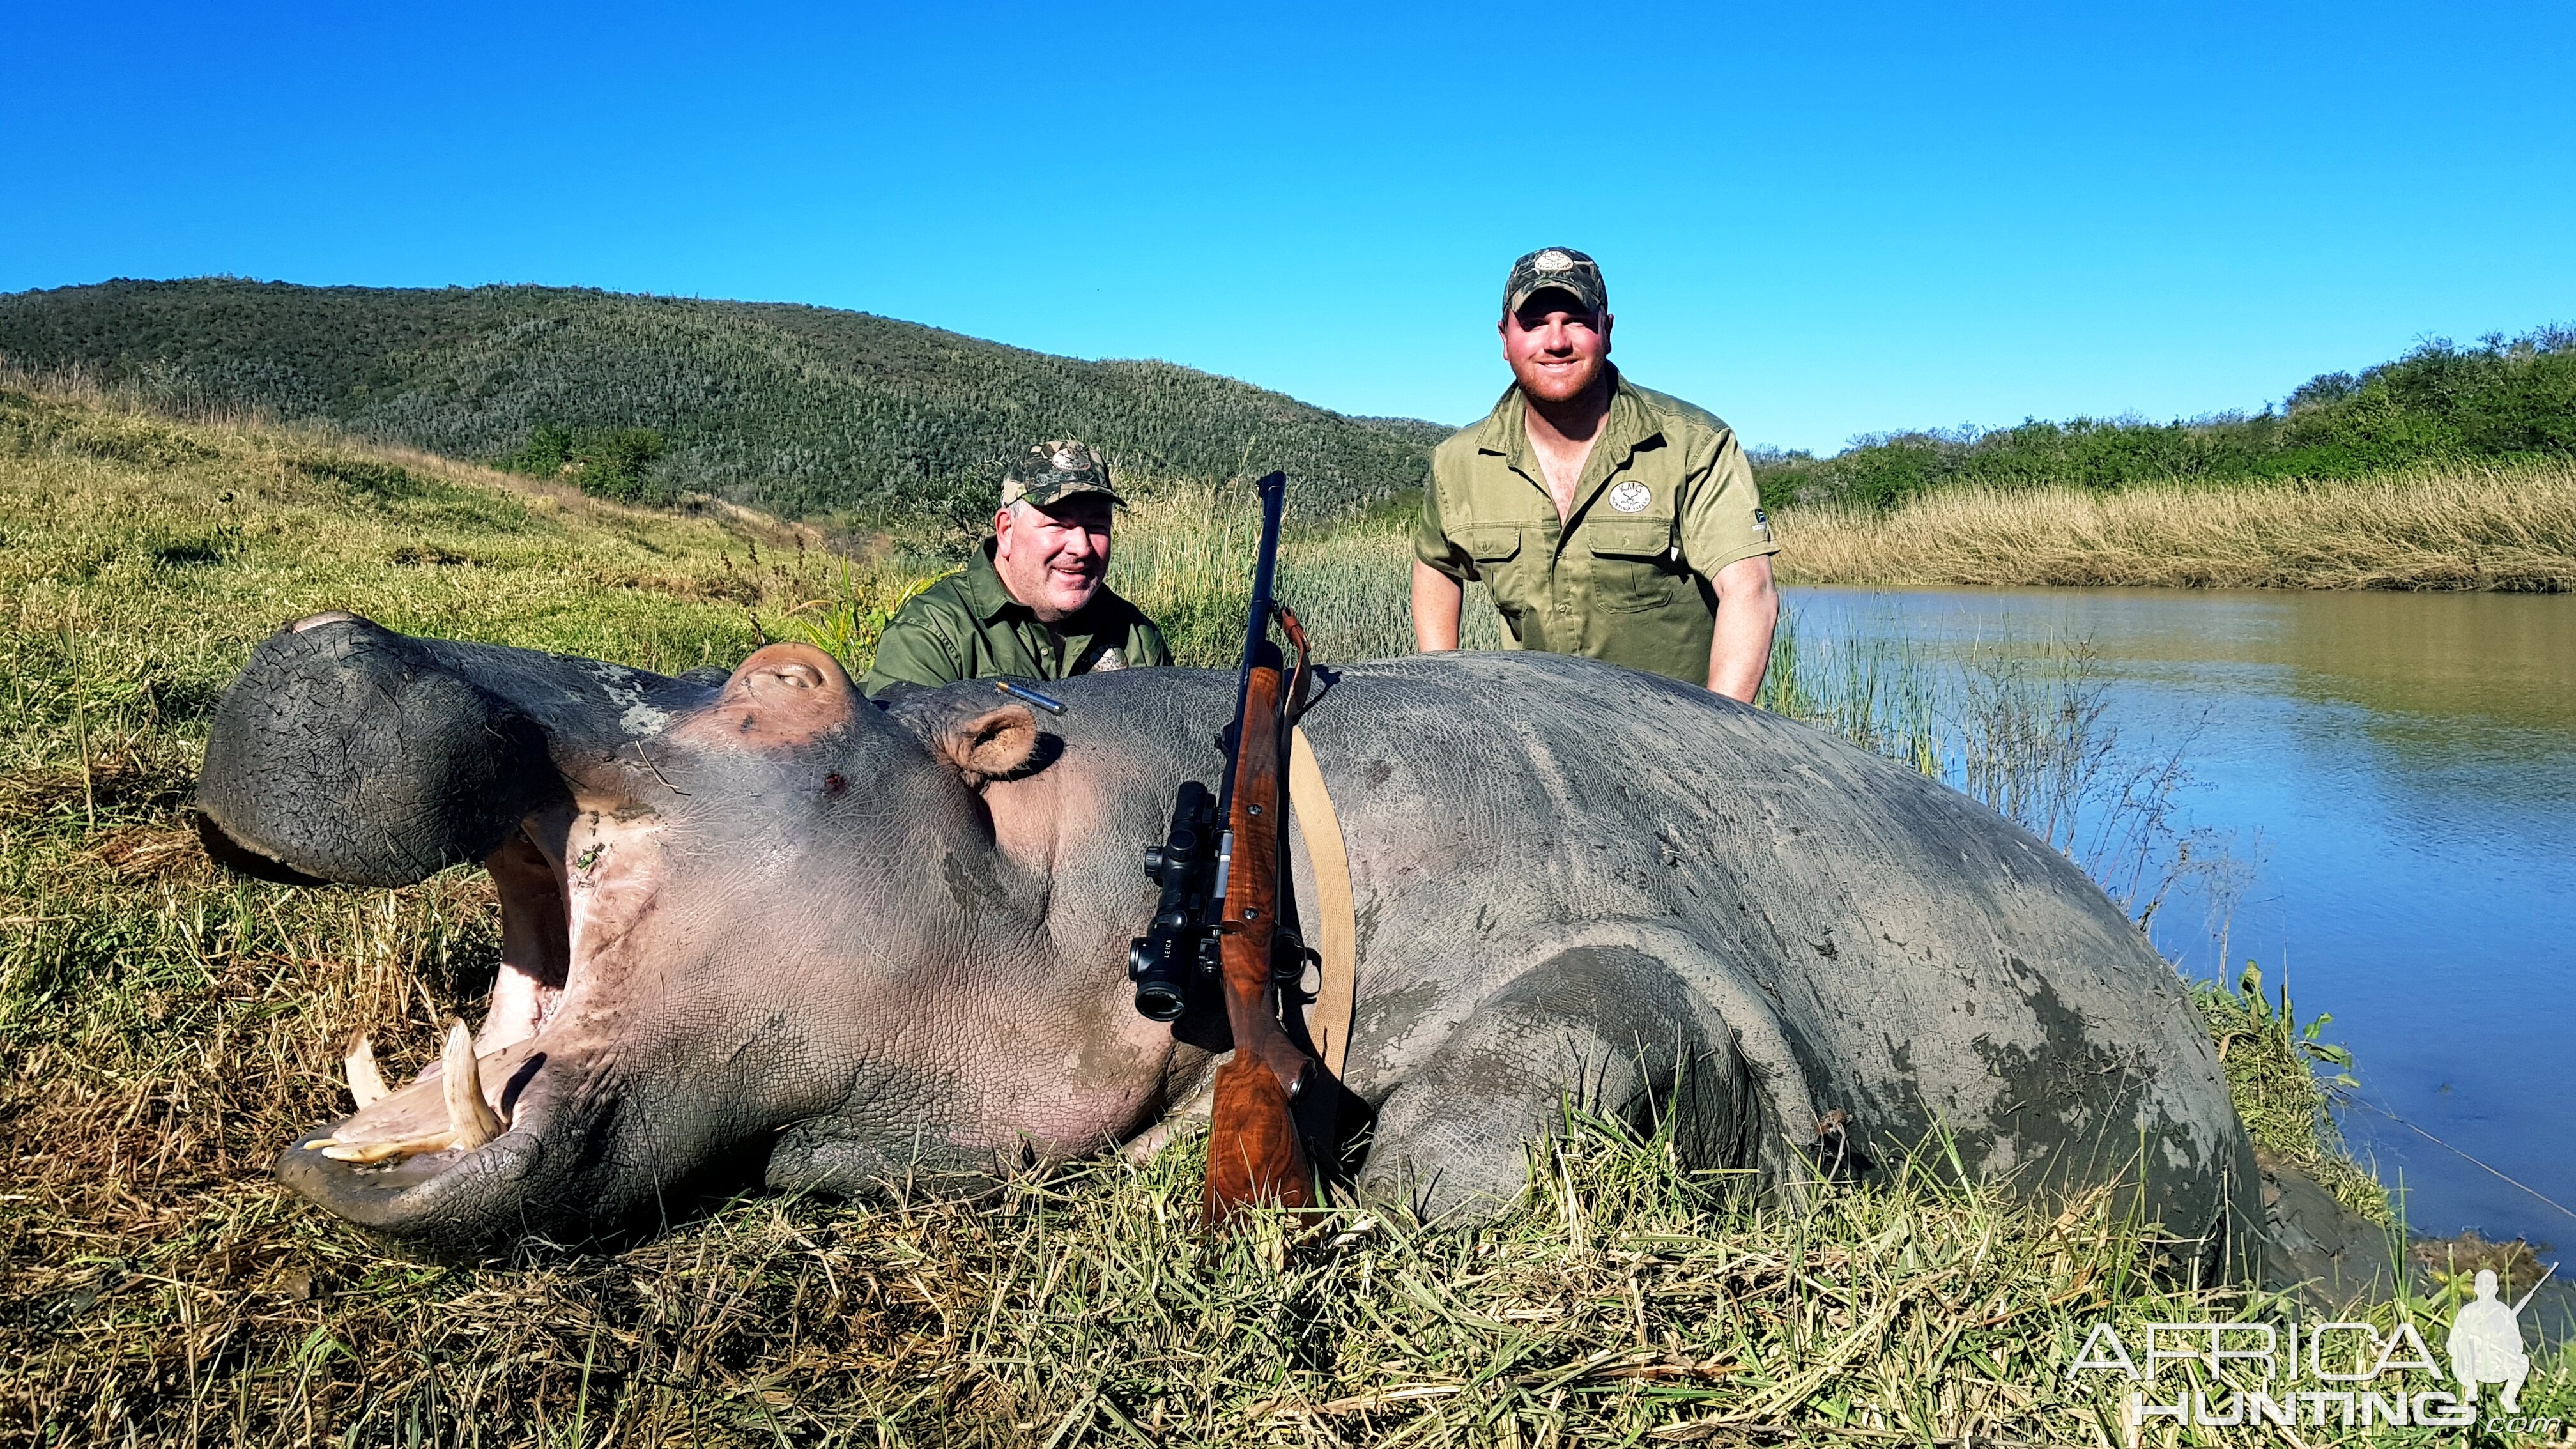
[1755,327,2576,508]
[503,424,671,503]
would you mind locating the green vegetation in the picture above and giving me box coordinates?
[0,278,1444,526]
[1756,327,2576,509]
[502,423,674,505]
[10,386,2547,1445]
[2198,965,2391,1226]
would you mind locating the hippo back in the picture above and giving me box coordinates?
[999,650,2255,1254]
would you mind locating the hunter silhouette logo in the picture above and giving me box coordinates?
[2449,1266,2548,1413]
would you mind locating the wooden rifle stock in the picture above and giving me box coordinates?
[1202,471,1318,1226]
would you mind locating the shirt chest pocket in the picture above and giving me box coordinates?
[1456,522,1550,632]
[1585,516,1681,612]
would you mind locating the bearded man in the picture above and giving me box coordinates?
[1411,247,1779,700]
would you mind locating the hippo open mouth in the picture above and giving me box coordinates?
[191,613,898,1249]
[231,800,647,1192]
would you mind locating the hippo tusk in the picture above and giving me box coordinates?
[344,1034,388,1108]
[320,1130,456,1163]
[441,1018,507,1149]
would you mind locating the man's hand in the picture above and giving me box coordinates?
[1705,555,1778,702]
[1412,561,1463,652]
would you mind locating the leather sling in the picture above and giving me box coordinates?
[1288,725,1357,1079]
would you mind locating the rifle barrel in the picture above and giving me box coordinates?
[1216,471,1288,821]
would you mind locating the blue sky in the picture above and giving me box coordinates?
[4,1,2571,452]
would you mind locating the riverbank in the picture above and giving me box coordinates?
[1774,461,2576,590]
[3,386,2562,1443]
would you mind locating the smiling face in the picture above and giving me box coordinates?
[993,496,1115,622]
[1499,293,1614,406]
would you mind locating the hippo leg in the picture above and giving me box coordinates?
[1356,944,1767,1222]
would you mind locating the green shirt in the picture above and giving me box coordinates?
[860,540,1170,698]
[1414,367,1777,686]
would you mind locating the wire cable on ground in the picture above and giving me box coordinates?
[2345,1096,2576,1229]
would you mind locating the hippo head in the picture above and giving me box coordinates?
[194,614,1066,1255]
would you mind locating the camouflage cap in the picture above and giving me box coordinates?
[1001,440,1125,509]
[1503,246,1607,317]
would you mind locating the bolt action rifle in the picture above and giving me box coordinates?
[1125,469,1324,1225]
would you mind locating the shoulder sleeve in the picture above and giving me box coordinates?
[1676,428,1779,578]
[1412,461,1475,581]
[1129,614,1172,667]
[861,594,969,698]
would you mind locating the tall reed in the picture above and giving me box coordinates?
[1777,461,2576,591]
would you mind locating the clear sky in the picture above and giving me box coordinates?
[4,1,2572,452]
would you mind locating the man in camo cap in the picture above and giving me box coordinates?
[1412,247,1779,698]
[862,441,1171,698]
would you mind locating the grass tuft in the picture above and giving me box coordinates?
[2195,965,2393,1227]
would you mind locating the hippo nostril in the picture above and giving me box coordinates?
[825,772,845,794]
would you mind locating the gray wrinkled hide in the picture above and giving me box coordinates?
[969,652,2256,1260]
[201,619,2256,1264]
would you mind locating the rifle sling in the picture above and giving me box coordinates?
[1288,725,1357,1080]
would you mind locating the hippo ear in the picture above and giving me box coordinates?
[934,705,1039,786]
[675,643,861,747]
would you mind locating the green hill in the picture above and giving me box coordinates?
[1754,326,2576,509]
[0,278,1445,523]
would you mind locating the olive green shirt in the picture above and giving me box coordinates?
[860,540,1170,698]
[1415,367,1777,686]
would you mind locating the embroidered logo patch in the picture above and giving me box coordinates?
[1753,507,1771,535]
[1607,480,1652,513]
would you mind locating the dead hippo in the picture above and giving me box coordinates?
[192,613,2257,1259]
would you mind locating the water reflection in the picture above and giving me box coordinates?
[1786,586,2576,1247]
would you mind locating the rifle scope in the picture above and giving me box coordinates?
[1128,780,1216,1022]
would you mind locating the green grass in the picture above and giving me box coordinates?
[2195,965,2391,1227]
[8,385,2556,1445]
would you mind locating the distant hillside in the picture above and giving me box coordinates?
[1755,326,2576,509]
[0,279,1446,523]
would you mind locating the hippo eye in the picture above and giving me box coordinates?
[766,663,822,691]
[824,773,845,794]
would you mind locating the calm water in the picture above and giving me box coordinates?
[1784,586,2576,1247]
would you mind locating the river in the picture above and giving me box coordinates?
[1782,586,2576,1249]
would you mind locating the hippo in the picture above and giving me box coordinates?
[192,613,2259,1260]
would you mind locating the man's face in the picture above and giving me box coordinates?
[992,495,1114,622]
[1499,291,1613,406]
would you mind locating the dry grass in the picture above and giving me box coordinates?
[1775,463,2576,590]
[1107,483,1506,668]
[6,384,2569,1445]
